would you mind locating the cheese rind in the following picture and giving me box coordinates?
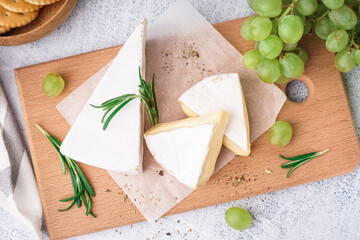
[144,111,228,189]
[60,20,147,174]
[178,73,251,156]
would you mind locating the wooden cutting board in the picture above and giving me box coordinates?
[14,17,360,240]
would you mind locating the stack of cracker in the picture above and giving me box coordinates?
[0,0,61,35]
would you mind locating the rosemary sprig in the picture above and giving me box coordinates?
[280,149,330,178]
[91,67,159,130]
[35,124,96,217]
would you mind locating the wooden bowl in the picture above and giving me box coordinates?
[0,0,78,46]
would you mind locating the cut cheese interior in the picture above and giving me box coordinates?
[178,73,251,156]
[144,111,228,189]
[60,20,147,174]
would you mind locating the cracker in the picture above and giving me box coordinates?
[0,5,38,28]
[24,0,60,6]
[0,25,11,34]
[0,0,41,13]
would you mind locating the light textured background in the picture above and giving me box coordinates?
[1,1,360,239]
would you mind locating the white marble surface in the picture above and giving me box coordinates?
[1,0,360,239]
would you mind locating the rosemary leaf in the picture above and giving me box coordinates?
[77,176,84,193]
[101,108,112,124]
[286,157,315,178]
[35,124,95,217]
[53,144,66,175]
[103,94,137,108]
[48,135,61,148]
[140,79,151,98]
[281,156,315,168]
[103,97,136,130]
[92,67,159,130]
[58,200,76,212]
[140,95,155,126]
[76,198,81,208]
[67,166,81,208]
[59,192,82,202]
[80,193,91,216]
[85,191,92,216]
[280,149,330,177]
[71,160,95,197]
[36,124,66,174]
[101,95,137,123]
[152,74,159,123]
[279,152,319,161]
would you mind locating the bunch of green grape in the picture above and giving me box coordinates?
[242,0,360,84]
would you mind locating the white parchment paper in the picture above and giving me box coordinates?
[57,0,286,222]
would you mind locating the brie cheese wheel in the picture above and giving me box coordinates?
[178,73,251,156]
[144,111,228,189]
[60,20,147,174]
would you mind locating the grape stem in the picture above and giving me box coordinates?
[313,10,329,23]
[277,0,298,21]
[349,28,360,51]
[278,7,292,21]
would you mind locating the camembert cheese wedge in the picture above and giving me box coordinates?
[178,73,251,156]
[60,20,147,174]
[144,111,228,189]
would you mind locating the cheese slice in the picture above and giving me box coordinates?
[178,73,251,156]
[60,20,147,174]
[144,111,228,189]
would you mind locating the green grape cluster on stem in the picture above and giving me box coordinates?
[242,0,360,84]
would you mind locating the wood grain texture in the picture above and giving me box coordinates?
[14,18,360,239]
[0,0,77,46]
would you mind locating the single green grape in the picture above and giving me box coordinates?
[329,5,357,30]
[257,59,282,83]
[278,15,304,44]
[269,121,293,147]
[293,47,309,65]
[314,17,339,40]
[254,0,282,17]
[325,29,348,52]
[242,49,264,70]
[279,52,305,78]
[276,74,291,84]
[259,35,283,59]
[355,49,360,65]
[240,16,257,40]
[295,0,318,16]
[322,0,344,9]
[335,48,356,72]
[42,73,65,97]
[249,16,272,41]
[283,42,298,51]
[225,207,252,230]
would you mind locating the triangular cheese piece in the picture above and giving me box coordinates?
[60,20,147,174]
[178,73,251,156]
[144,111,228,189]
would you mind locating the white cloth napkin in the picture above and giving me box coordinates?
[0,85,43,239]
